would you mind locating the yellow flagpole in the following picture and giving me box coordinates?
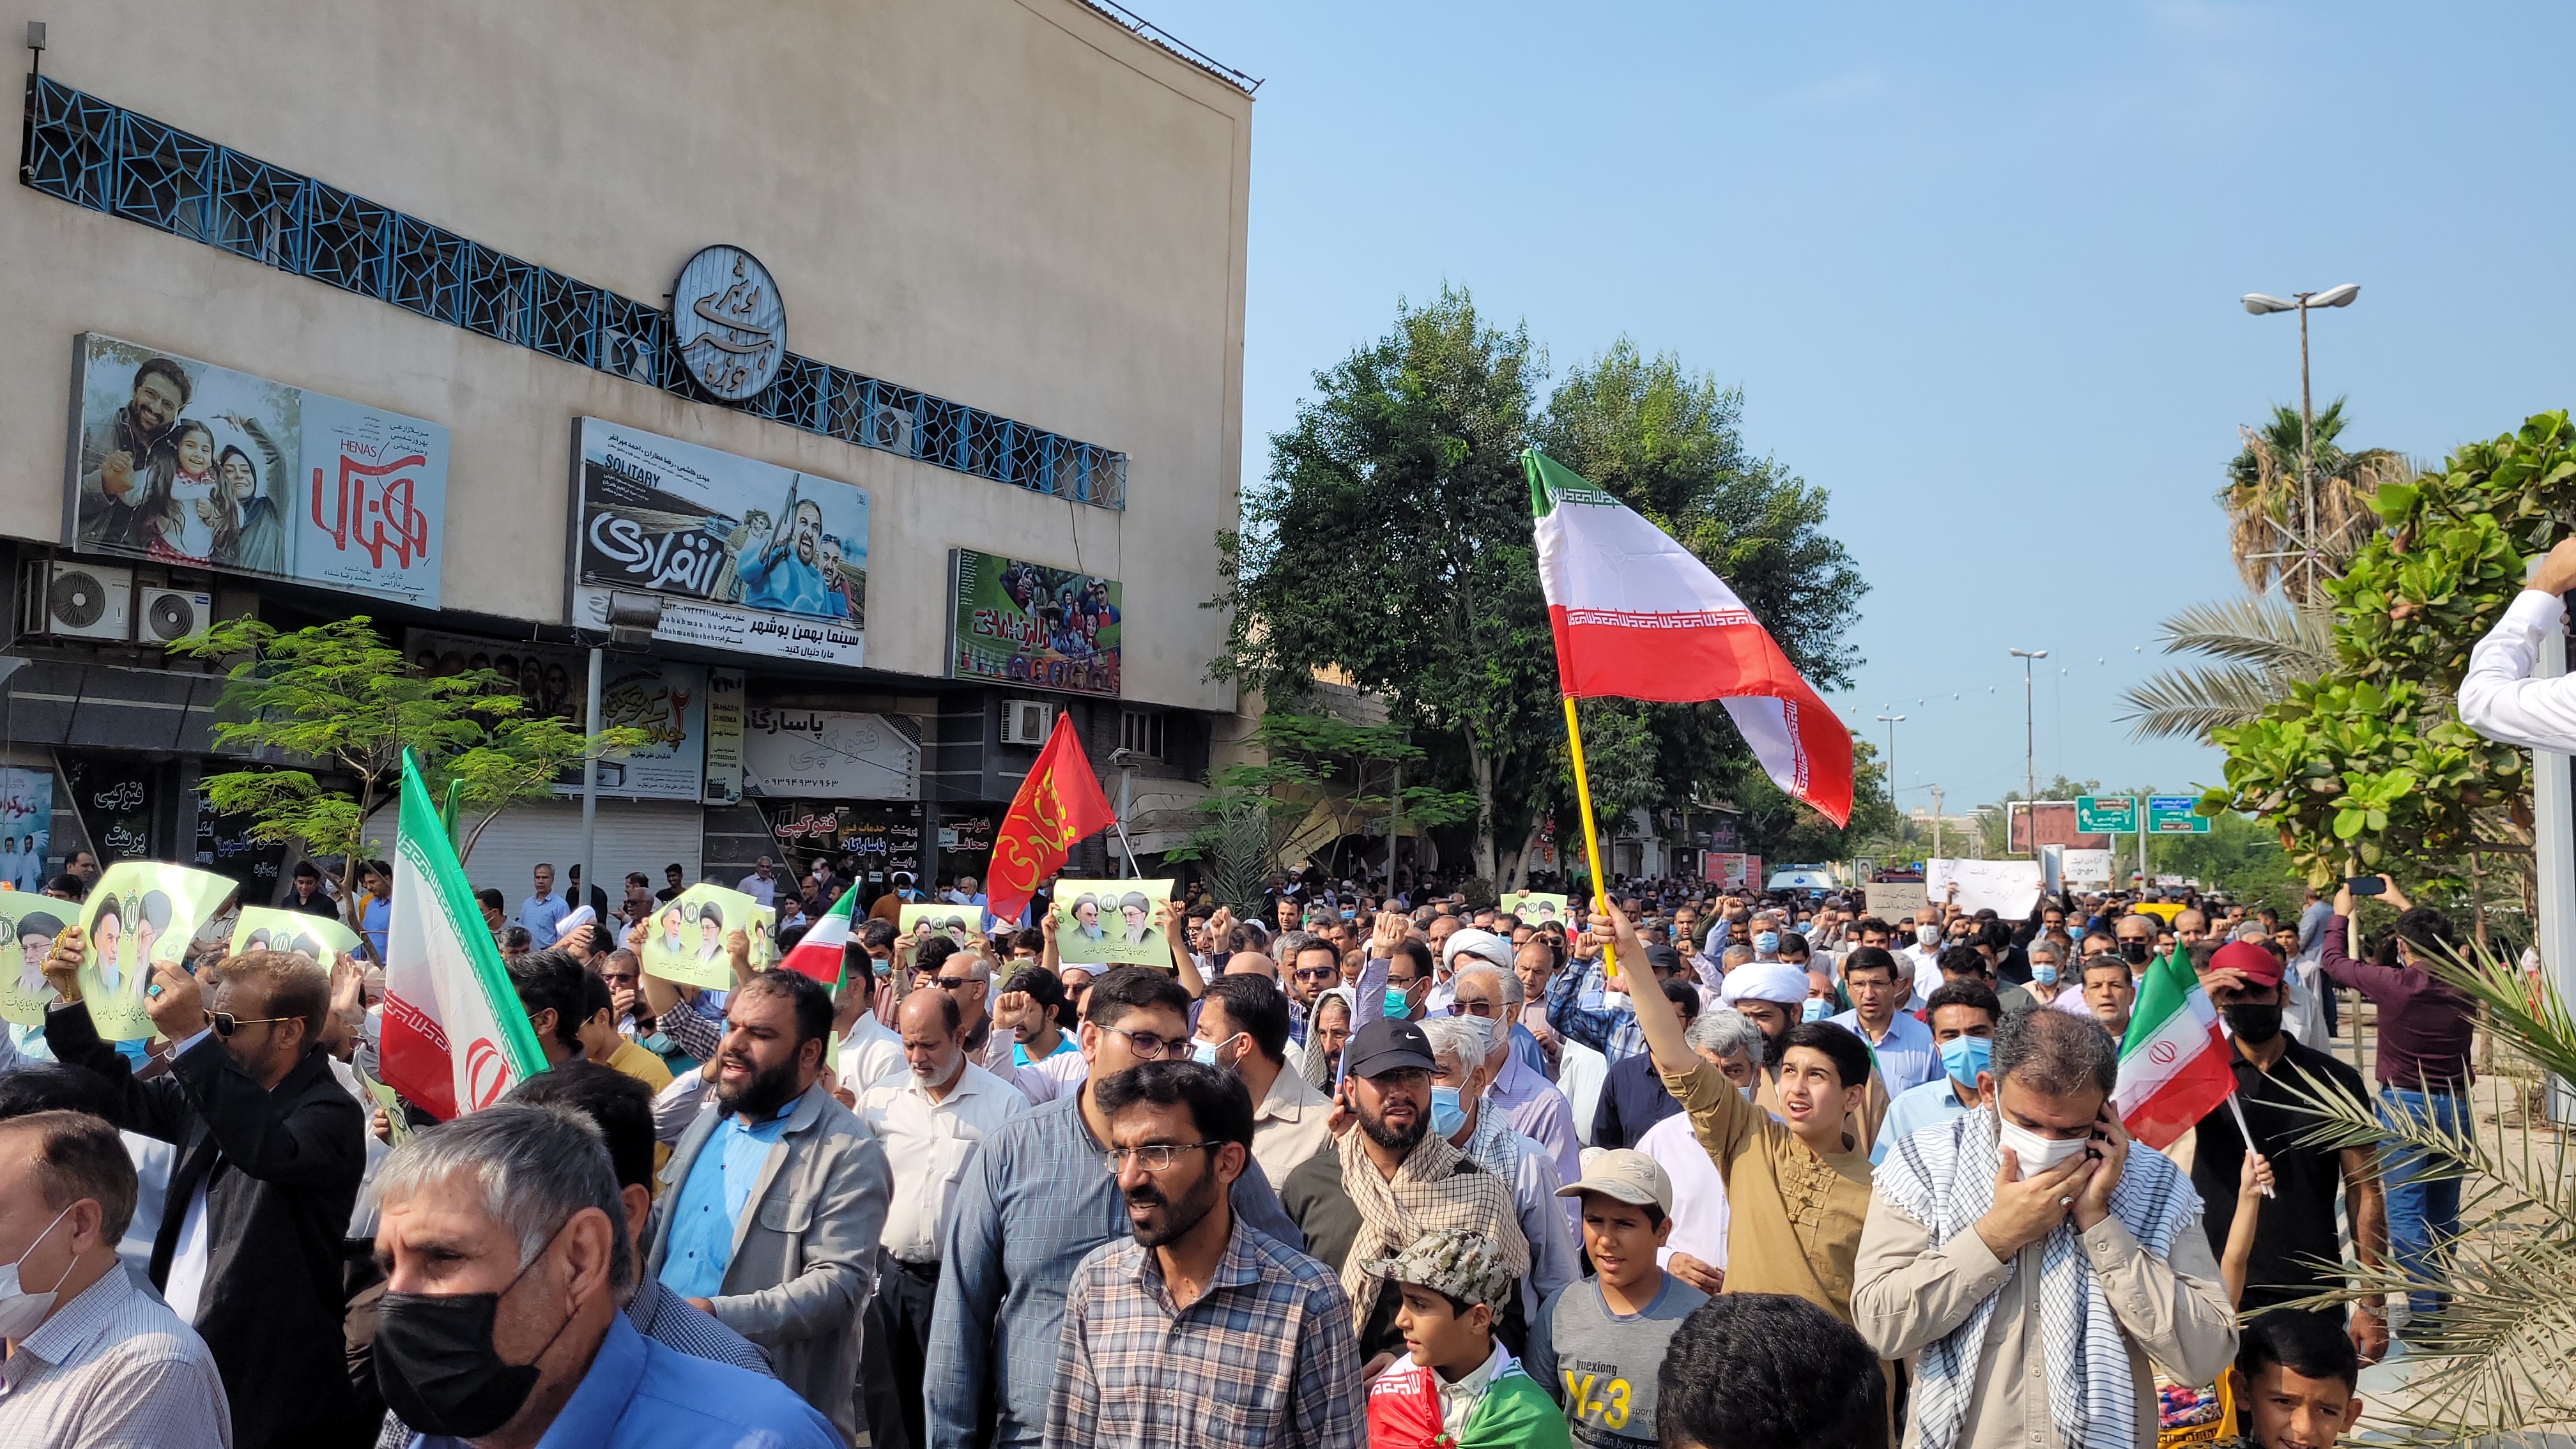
[1560,693,1621,985]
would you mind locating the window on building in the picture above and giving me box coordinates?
[1119,710,1165,760]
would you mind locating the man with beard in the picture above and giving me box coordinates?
[642,969,892,1441]
[1277,1018,1530,1372]
[927,966,1305,1449]
[736,498,847,618]
[79,355,190,549]
[1045,1061,1361,1449]
[2190,939,2389,1361]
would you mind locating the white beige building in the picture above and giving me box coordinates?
[0,0,1252,896]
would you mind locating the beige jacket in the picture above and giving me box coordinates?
[1249,1057,1336,1188]
[1850,1183,2237,1449]
[643,1080,893,1444]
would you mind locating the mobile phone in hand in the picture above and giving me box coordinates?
[2344,876,2386,896]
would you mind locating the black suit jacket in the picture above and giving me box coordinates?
[47,1004,366,1449]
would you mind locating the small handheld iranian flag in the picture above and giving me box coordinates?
[2112,947,2237,1149]
[1528,449,1853,825]
[777,884,864,985]
[378,754,546,1121]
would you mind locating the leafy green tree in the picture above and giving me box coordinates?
[175,617,646,906]
[2219,399,2410,604]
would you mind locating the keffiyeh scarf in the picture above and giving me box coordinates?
[1876,1110,2198,1449]
[1337,1127,1529,1327]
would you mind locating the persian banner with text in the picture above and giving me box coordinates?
[68,332,447,606]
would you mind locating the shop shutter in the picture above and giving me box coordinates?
[362,799,704,902]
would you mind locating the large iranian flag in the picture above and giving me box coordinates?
[1528,449,1852,824]
[776,884,863,985]
[2112,947,2236,1149]
[378,754,547,1121]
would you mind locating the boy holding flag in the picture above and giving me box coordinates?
[1364,1229,1570,1449]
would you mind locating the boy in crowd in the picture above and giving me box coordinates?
[1526,1151,1708,1445]
[2225,1312,2365,1449]
[1364,1229,1570,1448]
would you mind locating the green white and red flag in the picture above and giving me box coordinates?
[2112,946,2236,1149]
[379,753,546,1121]
[1526,449,1852,825]
[776,884,863,985]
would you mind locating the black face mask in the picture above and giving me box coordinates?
[374,1241,576,1439]
[2118,940,2152,965]
[2223,1002,2283,1045]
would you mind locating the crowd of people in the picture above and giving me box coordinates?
[0,846,2480,1449]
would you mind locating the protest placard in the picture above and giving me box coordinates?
[637,884,774,991]
[1052,879,1173,967]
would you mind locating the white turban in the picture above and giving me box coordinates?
[1442,927,1514,971]
[1721,961,1809,1007]
[549,905,596,945]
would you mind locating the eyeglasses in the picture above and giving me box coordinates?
[209,1012,293,1038]
[1452,998,1499,1018]
[1103,1141,1222,1174]
[1098,1025,1186,1059]
[1293,966,1338,983]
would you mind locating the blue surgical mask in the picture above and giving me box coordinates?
[1940,1034,1992,1089]
[1190,1038,1220,1066]
[1429,1085,1466,1138]
[1756,932,1780,954]
[1384,986,1411,1016]
[1801,997,1830,1023]
[2032,963,2058,987]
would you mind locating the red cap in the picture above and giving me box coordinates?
[2211,939,2281,988]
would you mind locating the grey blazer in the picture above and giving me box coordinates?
[643,1079,892,1443]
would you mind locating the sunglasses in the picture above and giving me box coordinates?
[934,977,981,992]
[210,1011,293,1038]
[1293,966,1338,983]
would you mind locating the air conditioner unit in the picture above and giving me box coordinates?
[999,698,1055,746]
[137,586,212,645]
[23,560,133,641]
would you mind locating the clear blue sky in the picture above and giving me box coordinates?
[1140,0,2576,813]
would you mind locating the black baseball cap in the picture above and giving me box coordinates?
[1344,1018,1437,1079]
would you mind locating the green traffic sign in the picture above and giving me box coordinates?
[2146,795,2212,834]
[2076,795,2136,833]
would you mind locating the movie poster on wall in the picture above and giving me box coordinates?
[947,549,1121,697]
[569,418,867,668]
[66,333,447,606]
[407,630,707,801]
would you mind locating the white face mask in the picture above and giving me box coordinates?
[1995,1116,2092,1179]
[0,1202,76,1342]
[1917,926,1941,947]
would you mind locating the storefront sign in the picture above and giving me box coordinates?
[67,333,448,606]
[570,418,868,668]
[741,709,918,800]
[947,549,1121,697]
[408,631,707,801]
[703,669,746,806]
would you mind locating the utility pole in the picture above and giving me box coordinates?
[2239,284,2359,601]
[1929,784,1943,859]
[2009,648,2047,849]
[1874,713,1905,811]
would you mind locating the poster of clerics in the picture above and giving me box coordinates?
[571,418,868,667]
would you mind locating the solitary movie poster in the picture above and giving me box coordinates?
[571,418,868,667]
[67,332,448,606]
[947,549,1122,697]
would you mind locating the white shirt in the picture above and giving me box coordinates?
[1637,1108,1731,1271]
[735,873,779,908]
[157,1027,218,1324]
[1439,1342,1508,1438]
[836,1013,906,1094]
[2460,588,2576,751]
[852,1062,1028,1264]
[1901,942,1945,1007]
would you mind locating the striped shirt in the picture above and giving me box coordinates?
[1044,1217,1362,1449]
[0,1264,231,1449]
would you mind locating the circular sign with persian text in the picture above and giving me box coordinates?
[672,245,786,402]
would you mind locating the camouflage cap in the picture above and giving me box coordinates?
[1363,1229,1513,1310]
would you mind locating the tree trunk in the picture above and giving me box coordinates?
[1468,737,1499,885]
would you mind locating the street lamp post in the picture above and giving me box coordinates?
[2240,283,2360,599]
[1874,712,1905,814]
[2009,648,2047,850]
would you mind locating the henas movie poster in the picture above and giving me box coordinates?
[67,332,448,606]
[571,418,869,667]
[947,549,1121,697]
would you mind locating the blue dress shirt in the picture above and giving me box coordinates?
[404,1312,834,1449]
[1872,1075,1976,1165]
[1828,1006,1939,1095]
[658,1101,793,1301]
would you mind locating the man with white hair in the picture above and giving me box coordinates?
[1449,960,1580,1195]
[374,1103,838,1448]
[1418,1012,1581,1328]
[1636,1008,1763,1296]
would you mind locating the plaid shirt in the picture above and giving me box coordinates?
[1044,1217,1361,1449]
[1546,962,1646,1062]
[0,1266,232,1449]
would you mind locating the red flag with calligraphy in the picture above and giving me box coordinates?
[985,712,1116,924]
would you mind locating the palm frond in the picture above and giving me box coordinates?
[2152,597,2335,670]
[2115,663,2287,741]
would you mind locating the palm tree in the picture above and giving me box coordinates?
[2221,399,2414,604]
[2116,596,2334,742]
